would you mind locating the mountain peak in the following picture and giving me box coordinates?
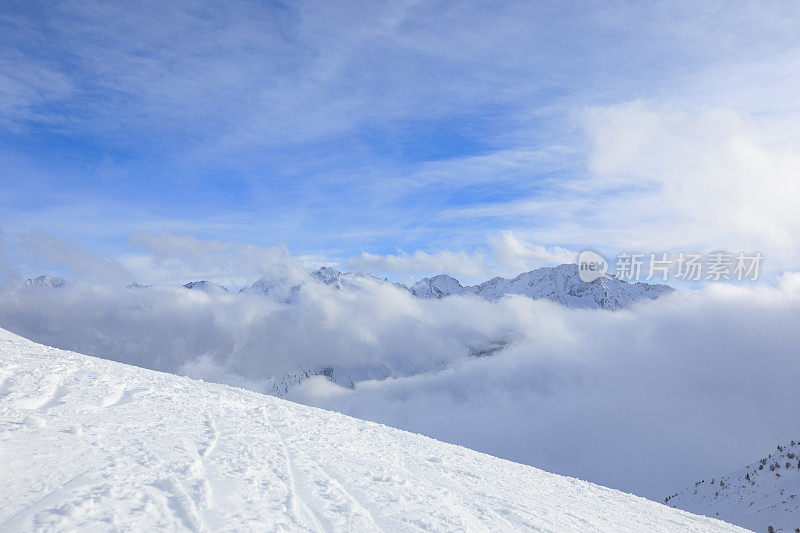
[25,275,67,289]
[171,263,673,310]
[409,263,672,309]
[409,274,464,299]
[183,280,228,292]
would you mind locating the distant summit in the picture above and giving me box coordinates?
[34,264,672,310]
[234,264,672,310]
[25,275,66,289]
[409,263,672,310]
[409,274,465,299]
[182,280,228,292]
[242,267,381,303]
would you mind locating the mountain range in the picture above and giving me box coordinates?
[407,263,673,309]
[195,263,673,310]
[28,264,673,311]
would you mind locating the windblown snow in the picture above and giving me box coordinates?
[0,328,740,532]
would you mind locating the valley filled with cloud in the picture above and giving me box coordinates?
[3,2,800,530]
[2,250,798,500]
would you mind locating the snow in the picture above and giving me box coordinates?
[238,263,672,309]
[667,441,800,531]
[410,264,673,309]
[25,275,66,289]
[409,274,466,299]
[0,328,741,532]
[24,264,671,310]
[242,267,383,302]
[183,281,229,293]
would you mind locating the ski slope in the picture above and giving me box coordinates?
[0,328,742,532]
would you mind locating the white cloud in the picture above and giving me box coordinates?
[0,48,74,127]
[439,101,800,275]
[1,273,798,501]
[348,233,577,281]
[488,231,576,271]
[125,231,304,286]
[14,232,130,284]
[349,249,490,279]
[581,102,800,266]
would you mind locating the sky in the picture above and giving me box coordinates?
[2,0,800,284]
[2,0,800,501]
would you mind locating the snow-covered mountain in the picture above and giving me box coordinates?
[183,280,229,292]
[21,263,669,310]
[25,275,67,289]
[0,328,740,532]
[277,263,673,309]
[410,274,466,298]
[245,267,381,295]
[410,264,673,309]
[241,267,384,304]
[239,264,672,310]
[666,441,800,531]
[239,276,302,303]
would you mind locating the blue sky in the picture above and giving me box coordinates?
[2,0,800,284]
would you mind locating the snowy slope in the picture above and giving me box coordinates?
[0,329,740,532]
[666,442,800,532]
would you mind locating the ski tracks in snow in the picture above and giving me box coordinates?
[0,330,745,532]
[259,404,382,532]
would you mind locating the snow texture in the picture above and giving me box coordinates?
[0,328,740,532]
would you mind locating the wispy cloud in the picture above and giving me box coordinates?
[125,231,303,286]
[488,232,576,271]
[1,232,130,284]
[349,231,578,281]
[2,1,800,274]
[349,249,490,279]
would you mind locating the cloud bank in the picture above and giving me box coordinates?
[1,269,798,501]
